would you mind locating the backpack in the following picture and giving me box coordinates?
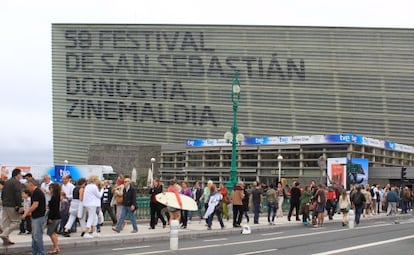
[353,192,363,206]
[215,200,223,212]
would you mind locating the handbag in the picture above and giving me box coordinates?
[116,195,124,205]
[98,209,104,224]
[309,201,316,211]
[77,201,84,218]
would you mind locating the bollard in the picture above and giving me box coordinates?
[170,220,179,250]
[348,209,355,229]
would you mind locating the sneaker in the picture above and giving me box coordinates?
[83,233,94,238]
[131,230,138,233]
[112,227,120,233]
[207,226,212,230]
[18,232,25,235]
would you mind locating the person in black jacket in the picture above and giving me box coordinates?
[46,183,61,254]
[101,180,117,226]
[288,182,302,221]
[0,168,23,245]
[112,178,138,233]
[189,181,203,222]
[149,178,166,229]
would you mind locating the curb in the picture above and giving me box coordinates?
[1,213,412,254]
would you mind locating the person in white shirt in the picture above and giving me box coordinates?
[61,175,75,202]
[82,175,103,238]
[40,175,53,203]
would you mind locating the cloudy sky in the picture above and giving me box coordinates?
[1,0,413,165]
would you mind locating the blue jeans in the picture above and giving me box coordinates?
[354,204,364,225]
[267,201,277,223]
[207,209,224,228]
[31,216,46,255]
[189,201,203,221]
[115,206,137,231]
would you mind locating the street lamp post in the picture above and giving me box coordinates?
[151,158,156,173]
[225,71,244,192]
[277,155,283,182]
[64,160,68,172]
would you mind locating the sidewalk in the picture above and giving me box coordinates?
[1,212,412,254]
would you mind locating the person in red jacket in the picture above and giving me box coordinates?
[326,185,337,220]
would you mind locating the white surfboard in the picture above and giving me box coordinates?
[156,192,198,211]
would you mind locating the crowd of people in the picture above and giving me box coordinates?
[0,169,140,255]
[147,178,414,230]
[0,169,413,255]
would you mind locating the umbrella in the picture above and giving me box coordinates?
[146,167,153,188]
[156,192,198,211]
[131,168,137,184]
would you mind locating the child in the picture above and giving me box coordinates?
[59,191,70,235]
[19,190,31,234]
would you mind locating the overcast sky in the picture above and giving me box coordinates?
[1,0,413,165]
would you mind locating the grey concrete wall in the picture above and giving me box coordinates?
[88,144,161,179]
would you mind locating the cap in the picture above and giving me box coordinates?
[23,173,33,178]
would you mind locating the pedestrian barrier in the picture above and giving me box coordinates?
[105,195,291,221]
[136,196,151,219]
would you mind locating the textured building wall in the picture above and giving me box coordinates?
[53,24,414,164]
[88,144,160,178]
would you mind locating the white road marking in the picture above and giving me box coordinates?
[125,222,408,255]
[112,245,150,251]
[203,238,228,242]
[235,248,278,255]
[261,231,283,236]
[311,234,414,255]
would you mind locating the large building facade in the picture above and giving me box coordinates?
[159,134,414,186]
[52,24,414,165]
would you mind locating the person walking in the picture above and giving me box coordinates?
[180,181,192,229]
[276,182,286,218]
[231,182,244,228]
[218,183,230,221]
[0,168,23,245]
[401,186,411,214]
[58,192,69,236]
[314,184,326,228]
[288,182,301,222]
[22,179,46,255]
[386,187,399,216]
[83,176,103,238]
[46,183,61,254]
[251,182,263,224]
[338,189,351,226]
[204,184,224,230]
[101,180,117,226]
[63,178,86,237]
[242,184,250,223]
[149,178,166,229]
[189,181,203,222]
[351,185,366,226]
[266,183,277,225]
[300,185,312,225]
[19,189,32,235]
[112,178,138,233]
[325,185,337,220]
[40,174,53,204]
[112,176,125,226]
[200,180,213,224]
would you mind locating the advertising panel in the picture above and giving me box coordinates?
[327,158,369,190]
